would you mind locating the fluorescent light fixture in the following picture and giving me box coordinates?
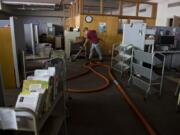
[3,1,56,6]
[17,7,55,11]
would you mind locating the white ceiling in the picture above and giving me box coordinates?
[1,0,152,11]
[2,0,150,4]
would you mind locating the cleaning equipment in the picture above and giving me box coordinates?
[71,46,87,61]
[67,61,158,135]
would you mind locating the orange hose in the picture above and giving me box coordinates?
[66,61,158,135]
[67,61,110,93]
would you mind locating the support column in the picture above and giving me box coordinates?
[118,0,123,16]
[79,0,84,14]
[100,0,103,14]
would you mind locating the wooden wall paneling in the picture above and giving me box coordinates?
[118,0,123,16]
[0,28,16,89]
[100,0,104,14]
[75,15,81,27]
[72,3,74,16]
[71,5,73,17]
[151,3,157,19]
[136,0,140,17]
[75,0,79,15]
[145,18,156,26]
[69,6,71,17]
[64,15,81,29]
[79,0,84,14]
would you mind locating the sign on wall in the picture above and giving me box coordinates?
[99,22,106,33]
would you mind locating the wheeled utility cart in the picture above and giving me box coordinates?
[0,51,68,135]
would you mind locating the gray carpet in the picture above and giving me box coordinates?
[66,59,180,135]
[3,59,180,135]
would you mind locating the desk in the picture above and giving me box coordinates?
[24,54,50,79]
[64,31,80,59]
[154,50,180,54]
[25,55,50,61]
[154,50,180,68]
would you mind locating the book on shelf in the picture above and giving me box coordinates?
[0,108,17,130]
[34,67,55,77]
[15,92,40,112]
[22,80,49,94]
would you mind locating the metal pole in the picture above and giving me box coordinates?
[0,65,5,107]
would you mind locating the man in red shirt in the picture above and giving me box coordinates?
[83,27,103,61]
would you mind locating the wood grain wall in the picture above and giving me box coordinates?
[80,15,121,55]
[0,27,16,89]
[64,15,81,29]
[64,14,156,55]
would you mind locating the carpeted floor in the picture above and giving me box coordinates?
[66,59,180,135]
[3,58,180,135]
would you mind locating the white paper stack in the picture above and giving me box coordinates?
[34,69,49,77]
[15,92,40,112]
[0,108,17,130]
[34,67,55,78]
[48,67,55,76]
[27,76,50,82]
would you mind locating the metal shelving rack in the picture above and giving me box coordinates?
[129,49,166,99]
[0,50,68,135]
[111,43,133,77]
[0,65,5,107]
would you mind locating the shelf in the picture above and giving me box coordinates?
[111,44,132,75]
[133,63,160,80]
[146,29,156,35]
[145,39,155,45]
[40,91,66,135]
[130,49,165,97]
[132,76,149,91]
[113,54,131,62]
[133,49,162,65]
[113,62,130,71]
[119,53,132,60]
[113,55,121,61]
[114,44,133,52]
[114,45,121,51]
[39,92,63,130]
[40,115,66,135]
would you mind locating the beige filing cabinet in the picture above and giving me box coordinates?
[64,30,80,59]
[55,36,62,49]
[0,17,25,89]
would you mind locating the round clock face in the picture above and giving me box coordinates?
[85,16,93,23]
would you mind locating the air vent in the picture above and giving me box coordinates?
[168,2,180,8]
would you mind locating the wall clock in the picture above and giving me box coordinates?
[85,16,93,23]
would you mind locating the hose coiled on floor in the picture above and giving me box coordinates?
[67,61,158,135]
